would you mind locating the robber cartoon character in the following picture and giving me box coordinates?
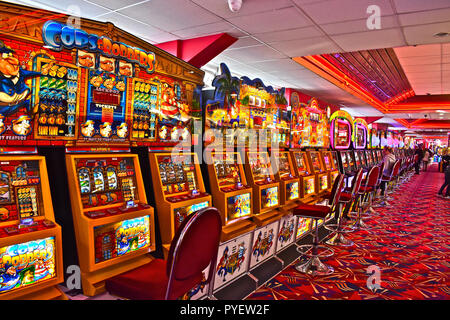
[116,122,128,139]
[12,115,31,136]
[0,41,53,117]
[81,120,95,137]
[0,114,5,135]
[99,122,112,138]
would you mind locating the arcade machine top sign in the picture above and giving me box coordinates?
[290,96,330,149]
[205,63,288,148]
[330,110,353,150]
[352,118,368,149]
[0,18,199,148]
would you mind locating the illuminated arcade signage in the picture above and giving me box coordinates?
[42,21,156,74]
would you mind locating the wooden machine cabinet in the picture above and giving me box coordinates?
[271,150,301,212]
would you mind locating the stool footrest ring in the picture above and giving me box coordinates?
[296,244,334,258]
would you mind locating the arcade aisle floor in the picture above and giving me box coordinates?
[59,164,449,301]
[247,164,450,300]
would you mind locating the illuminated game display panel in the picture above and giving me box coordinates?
[277,152,293,179]
[247,152,274,183]
[292,152,310,176]
[226,193,251,223]
[212,152,244,188]
[74,157,140,210]
[322,152,333,171]
[260,186,278,210]
[296,217,312,239]
[354,151,361,169]
[309,151,323,173]
[330,110,353,150]
[0,237,57,295]
[94,216,151,264]
[353,119,368,150]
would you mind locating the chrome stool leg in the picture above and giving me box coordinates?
[325,203,355,247]
[295,220,334,276]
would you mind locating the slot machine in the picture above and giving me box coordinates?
[290,151,316,203]
[243,151,283,225]
[206,151,255,241]
[66,153,155,296]
[271,150,301,211]
[321,150,339,189]
[149,152,211,257]
[0,154,65,300]
[307,150,329,196]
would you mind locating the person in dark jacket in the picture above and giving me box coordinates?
[414,146,424,174]
[438,162,450,198]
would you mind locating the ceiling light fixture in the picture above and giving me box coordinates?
[433,32,450,38]
[228,0,243,12]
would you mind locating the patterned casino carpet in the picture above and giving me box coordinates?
[246,165,450,300]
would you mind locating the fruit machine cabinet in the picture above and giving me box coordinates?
[290,151,317,203]
[149,152,211,257]
[0,153,66,300]
[321,150,339,190]
[66,153,155,296]
[271,150,301,212]
[206,151,256,242]
[307,150,329,197]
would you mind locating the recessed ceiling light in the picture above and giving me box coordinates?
[434,32,450,38]
[436,110,447,113]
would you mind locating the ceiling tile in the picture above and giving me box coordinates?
[222,45,286,63]
[393,0,450,14]
[330,28,405,52]
[227,37,263,50]
[297,0,394,24]
[394,44,442,58]
[23,0,110,18]
[403,21,450,46]
[94,12,163,37]
[227,7,311,34]
[191,0,293,19]
[398,7,450,26]
[320,15,399,35]
[270,36,341,57]
[172,21,237,38]
[87,0,144,11]
[117,0,221,32]
[254,26,324,43]
[246,58,305,73]
[399,56,441,66]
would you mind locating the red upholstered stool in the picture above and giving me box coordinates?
[325,169,363,247]
[105,207,222,300]
[350,166,380,230]
[293,175,345,276]
[379,160,401,207]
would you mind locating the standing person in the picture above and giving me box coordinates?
[414,145,424,174]
[422,148,431,172]
[437,161,450,198]
[380,147,396,196]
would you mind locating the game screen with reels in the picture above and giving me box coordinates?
[157,154,198,195]
[248,152,272,182]
[335,120,350,148]
[310,152,322,173]
[323,153,332,171]
[0,237,56,294]
[261,187,278,209]
[76,157,139,209]
[304,176,315,195]
[226,193,251,223]
[94,216,151,263]
[293,153,308,175]
[276,152,291,178]
[0,160,45,223]
[212,153,242,187]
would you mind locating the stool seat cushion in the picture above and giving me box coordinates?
[359,186,374,193]
[293,204,330,219]
[339,192,353,202]
[105,259,202,300]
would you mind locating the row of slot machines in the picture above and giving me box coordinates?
[0,148,340,300]
[337,149,384,176]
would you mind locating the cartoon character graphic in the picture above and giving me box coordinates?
[81,120,95,137]
[160,83,178,118]
[0,265,20,292]
[99,122,112,138]
[78,53,95,68]
[116,122,128,138]
[99,57,115,73]
[159,125,168,140]
[278,220,295,244]
[0,42,46,117]
[12,115,31,136]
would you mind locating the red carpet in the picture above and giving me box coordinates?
[246,165,450,300]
